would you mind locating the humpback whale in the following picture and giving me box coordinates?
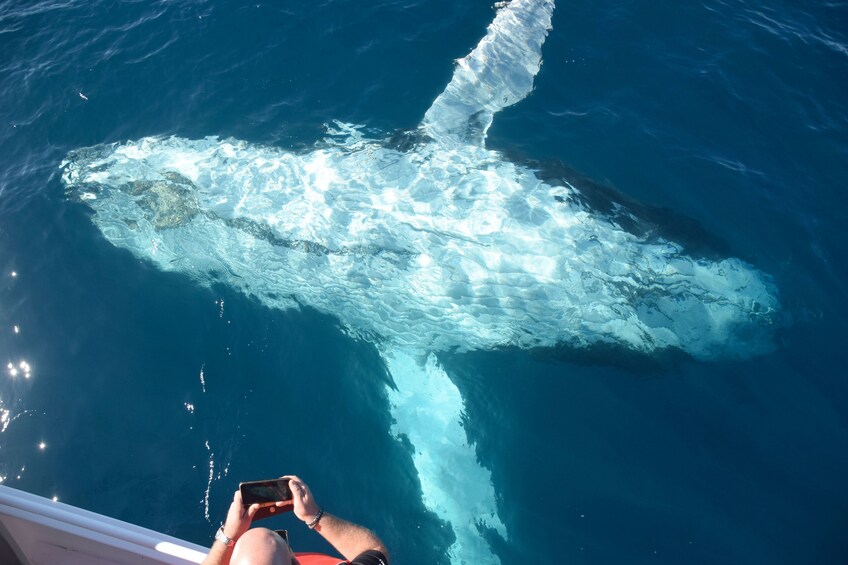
[61,1,778,562]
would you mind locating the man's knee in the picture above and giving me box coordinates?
[231,528,289,565]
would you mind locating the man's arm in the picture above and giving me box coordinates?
[201,538,233,565]
[285,475,389,563]
[201,491,259,565]
[312,512,389,562]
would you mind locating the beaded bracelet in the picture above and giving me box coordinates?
[307,508,324,529]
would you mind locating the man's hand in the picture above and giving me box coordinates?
[282,475,389,562]
[222,490,259,541]
[282,475,321,524]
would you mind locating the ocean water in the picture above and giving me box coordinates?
[1,0,847,563]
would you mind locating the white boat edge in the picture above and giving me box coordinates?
[0,484,208,564]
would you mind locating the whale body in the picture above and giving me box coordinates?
[62,126,777,358]
[61,1,778,562]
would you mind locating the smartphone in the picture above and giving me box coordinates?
[239,478,293,508]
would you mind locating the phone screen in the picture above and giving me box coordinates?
[240,479,293,507]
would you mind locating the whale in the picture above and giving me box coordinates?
[60,1,779,562]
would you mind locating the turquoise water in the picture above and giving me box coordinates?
[1,1,847,563]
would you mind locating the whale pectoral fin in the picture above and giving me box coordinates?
[380,346,506,564]
[421,0,555,146]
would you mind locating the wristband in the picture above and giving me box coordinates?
[215,526,236,547]
[306,508,324,529]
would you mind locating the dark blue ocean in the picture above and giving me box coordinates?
[1,1,847,563]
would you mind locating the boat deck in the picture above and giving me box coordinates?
[0,485,207,564]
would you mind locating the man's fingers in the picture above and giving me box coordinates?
[247,503,260,517]
[281,475,311,509]
[281,475,308,488]
[228,491,242,515]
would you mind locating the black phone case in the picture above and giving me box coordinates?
[239,478,293,521]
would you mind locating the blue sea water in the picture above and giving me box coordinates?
[1,0,847,563]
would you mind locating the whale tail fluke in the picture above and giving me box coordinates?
[421,0,555,147]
